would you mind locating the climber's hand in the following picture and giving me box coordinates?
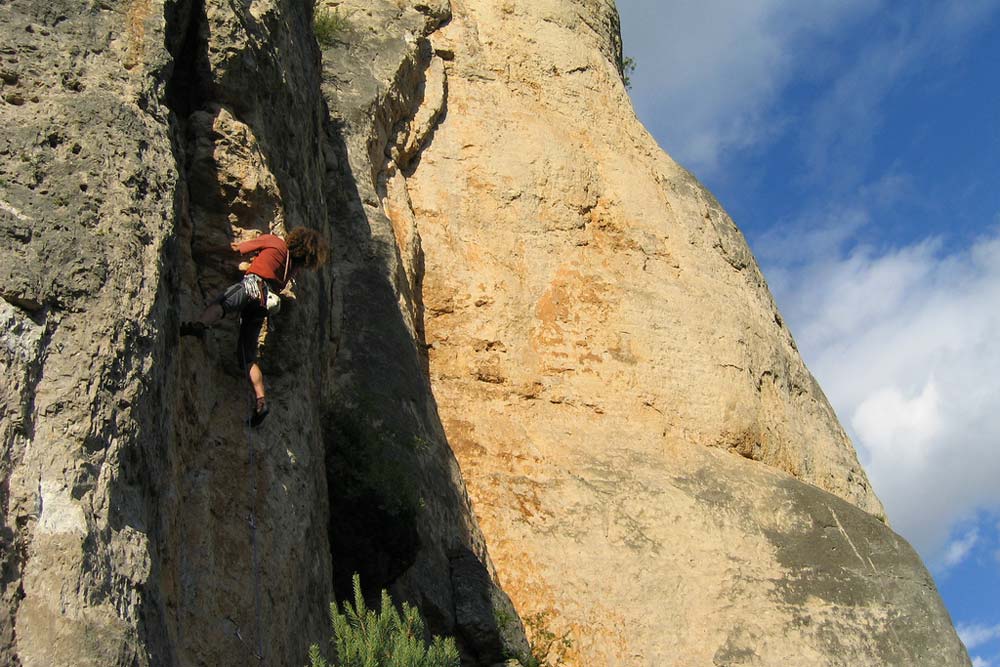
[238,261,251,272]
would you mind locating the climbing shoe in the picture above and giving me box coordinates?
[249,398,269,427]
[180,321,207,338]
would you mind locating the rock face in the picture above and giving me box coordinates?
[0,1,525,666]
[0,0,969,665]
[388,0,969,665]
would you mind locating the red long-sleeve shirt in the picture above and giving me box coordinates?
[238,235,291,289]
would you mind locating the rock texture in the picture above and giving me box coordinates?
[384,0,968,664]
[1,1,525,666]
[0,0,970,665]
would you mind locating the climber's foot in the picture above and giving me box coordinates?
[249,397,269,427]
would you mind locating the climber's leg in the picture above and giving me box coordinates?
[238,310,270,427]
[248,361,265,401]
[181,281,247,337]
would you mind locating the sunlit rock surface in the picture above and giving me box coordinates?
[0,0,968,665]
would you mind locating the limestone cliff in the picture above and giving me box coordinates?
[372,0,969,664]
[0,0,970,666]
[0,1,525,666]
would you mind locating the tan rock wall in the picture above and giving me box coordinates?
[0,0,971,664]
[409,0,881,515]
[385,0,968,664]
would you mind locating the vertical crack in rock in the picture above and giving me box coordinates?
[163,0,211,303]
[158,1,337,664]
[380,41,449,371]
[164,0,210,122]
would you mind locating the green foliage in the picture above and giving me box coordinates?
[308,574,461,667]
[620,55,636,90]
[493,606,513,634]
[410,434,433,454]
[325,403,433,600]
[522,611,573,667]
[309,644,330,667]
[329,410,421,519]
[314,3,352,46]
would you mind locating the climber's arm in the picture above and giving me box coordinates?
[236,234,275,255]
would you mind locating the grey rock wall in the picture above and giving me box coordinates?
[0,0,526,665]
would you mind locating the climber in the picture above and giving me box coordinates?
[181,227,330,426]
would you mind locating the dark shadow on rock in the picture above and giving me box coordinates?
[318,112,430,602]
[450,548,532,666]
[317,67,533,661]
[323,405,422,599]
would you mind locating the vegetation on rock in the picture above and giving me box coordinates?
[621,55,636,89]
[521,611,573,667]
[314,3,352,46]
[308,574,460,667]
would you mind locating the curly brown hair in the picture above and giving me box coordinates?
[286,227,330,270]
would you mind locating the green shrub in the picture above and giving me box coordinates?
[324,406,426,602]
[314,4,352,46]
[522,611,573,667]
[308,574,460,667]
[621,55,636,90]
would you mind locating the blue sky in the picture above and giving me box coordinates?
[618,1,1000,663]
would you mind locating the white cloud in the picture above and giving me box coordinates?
[764,226,1000,559]
[756,206,870,267]
[852,381,942,471]
[972,657,992,667]
[617,0,876,175]
[959,623,1000,651]
[941,529,980,569]
[618,1,1000,179]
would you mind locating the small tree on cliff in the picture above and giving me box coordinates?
[621,55,636,89]
[308,574,460,667]
[314,3,352,46]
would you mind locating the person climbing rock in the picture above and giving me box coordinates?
[181,227,330,426]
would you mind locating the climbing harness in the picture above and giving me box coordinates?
[242,244,290,317]
[242,273,280,315]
